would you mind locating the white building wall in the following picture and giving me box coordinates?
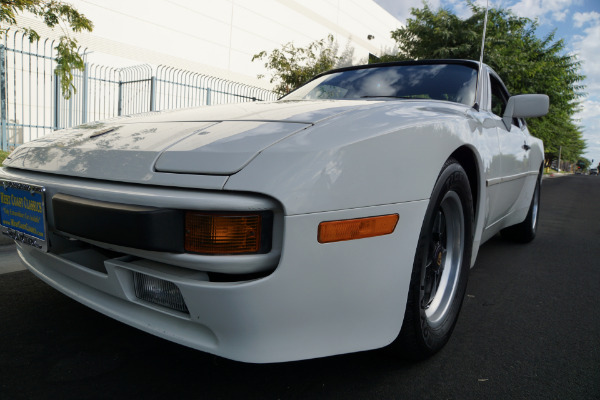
[29,0,401,88]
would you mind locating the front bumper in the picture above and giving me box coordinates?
[5,168,429,362]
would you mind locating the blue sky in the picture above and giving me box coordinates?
[374,0,600,166]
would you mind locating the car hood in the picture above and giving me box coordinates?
[2,100,464,183]
[2,101,368,179]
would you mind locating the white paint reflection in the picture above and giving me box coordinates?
[358,68,402,96]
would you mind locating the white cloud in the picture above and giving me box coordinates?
[375,0,533,22]
[375,0,503,21]
[564,12,600,161]
[579,98,600,161]
[573,23,600,92]
[553,10,568,22]
[375,0,578,25]
[573,11,600,28]
[446,0,474,18]
[509,0,575,24]
[577,100,599,161]
[577,99,600,121]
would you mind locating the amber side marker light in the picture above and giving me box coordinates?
[318,214,399,244]
[185,212,261,254]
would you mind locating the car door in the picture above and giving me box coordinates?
[487,75,530,224]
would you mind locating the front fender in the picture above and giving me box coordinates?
[226,108,479,216]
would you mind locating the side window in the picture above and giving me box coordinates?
[490,76,508,117]
[490,75,519,127]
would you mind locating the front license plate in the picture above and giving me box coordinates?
[0,180,48,251]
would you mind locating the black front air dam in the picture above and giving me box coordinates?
[52,193,184,252]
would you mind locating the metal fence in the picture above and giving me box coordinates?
[1,30,278,151]
[0,31,60,150]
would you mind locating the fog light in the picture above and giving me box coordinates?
[133,272,189,314]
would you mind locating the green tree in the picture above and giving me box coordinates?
[252,34,347,97]
[576,158,590,171]
[0,149,8,164]
[384,1,586,164]
[1,0,93,98]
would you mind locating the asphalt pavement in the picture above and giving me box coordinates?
[0,243,23,274]
[1,174,599,399]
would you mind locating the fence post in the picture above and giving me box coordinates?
[207,88,211,106]
[150,76,156,112]
[0,45,7,151]
[81,63,88,124]
[118,81,123,116]
[53,70,61,130]
[68,87,73,128]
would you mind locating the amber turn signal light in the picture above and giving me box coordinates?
[318,214,399,243]
[185,212,261,254]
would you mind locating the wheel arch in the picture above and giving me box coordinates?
[449,146,479,215]
[448,145,485,266]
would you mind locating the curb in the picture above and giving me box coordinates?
[543,173,569,179]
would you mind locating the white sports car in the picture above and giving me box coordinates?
[0,60,548,363]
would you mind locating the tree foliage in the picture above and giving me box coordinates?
[252,34,349,97]
[1,0,93,98]
[576,158,590,171]
[0,149,8,164]
[384,1,586,163]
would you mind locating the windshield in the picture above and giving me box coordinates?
[282,63,478,106]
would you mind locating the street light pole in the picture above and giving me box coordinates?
[558,145,562,172]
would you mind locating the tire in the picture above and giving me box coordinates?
[500,174,541,243]
[393,158,473,360]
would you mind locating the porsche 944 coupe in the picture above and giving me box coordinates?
[0,60,548,362]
